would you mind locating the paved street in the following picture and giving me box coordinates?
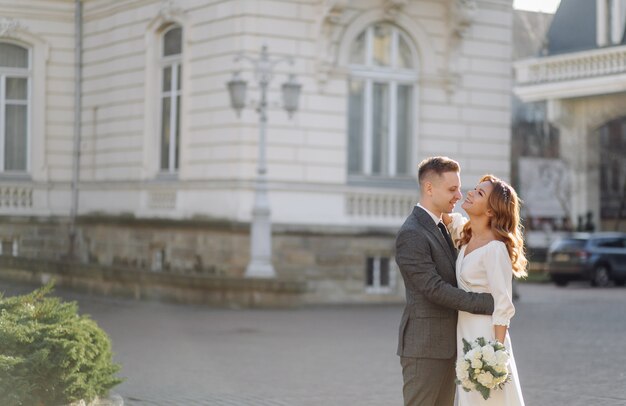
[2,281,626,406]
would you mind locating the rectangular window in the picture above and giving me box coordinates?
[365,256,395,294]
[0,75,28,171]
[160,63,181,172]
[396,84,412,176]
[347,24,416,181]
[348,80,364,174]
[347,78,414,179]
[0,43,30,173]
[372,82,389,175]
[607,0,613,43]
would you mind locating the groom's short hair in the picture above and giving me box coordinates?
[418,156,460,186]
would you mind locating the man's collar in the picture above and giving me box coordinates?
[416,203,441,225]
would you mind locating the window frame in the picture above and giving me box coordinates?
[365,256,396,294]
[0,41,31,174]
[347,24,418,181]
[158,25,182,175]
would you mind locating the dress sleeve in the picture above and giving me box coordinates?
[447,213,468,245]
[485,242,515,327]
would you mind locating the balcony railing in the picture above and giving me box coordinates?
[346,192,415,218]
[0,186,32,208]
[516,45,626,85]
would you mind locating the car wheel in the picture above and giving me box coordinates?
[551,276,568,287]
[591,265,611,287]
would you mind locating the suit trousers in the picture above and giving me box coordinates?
[400,356,456,406]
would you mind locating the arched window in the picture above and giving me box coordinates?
[348,23,416,178]
[160,25,182,173]
[0,42,29,172]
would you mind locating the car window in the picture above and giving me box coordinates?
[595,239,623,248]
[551,239,586,251]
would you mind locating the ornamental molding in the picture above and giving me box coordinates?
[383,0,409,18]
[147,0,191,40]
[444,0,477,99]
[451,0,477,38]
[321,0,349,24]
[158,0,184,22]
[314,0,350,87]
[0,17,25,38]
[314,0,413,88]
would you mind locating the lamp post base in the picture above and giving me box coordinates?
[245,261,276,278]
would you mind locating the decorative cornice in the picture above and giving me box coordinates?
[515,73,626,103]
[0,17,24,38]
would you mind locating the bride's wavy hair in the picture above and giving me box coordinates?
[458,174,528,278]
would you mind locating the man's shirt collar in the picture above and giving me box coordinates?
[417,203,441,225]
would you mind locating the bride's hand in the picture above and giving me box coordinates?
[442,212,452,226]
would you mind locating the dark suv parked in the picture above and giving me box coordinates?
[546,233,626,287]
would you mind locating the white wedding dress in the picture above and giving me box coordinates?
[455,240,525,406]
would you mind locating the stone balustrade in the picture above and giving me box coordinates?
[0,186,33,208]
[346,192,415,218]
[516,45,626,85]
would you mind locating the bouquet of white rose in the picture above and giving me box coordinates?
[455,336,511,400]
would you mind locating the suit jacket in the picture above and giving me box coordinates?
[396,206,494,359]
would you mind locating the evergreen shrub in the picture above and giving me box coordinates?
[0,283,123,406]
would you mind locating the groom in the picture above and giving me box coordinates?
[395,156,494,406]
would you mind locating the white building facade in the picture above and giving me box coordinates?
[0,0,514,303]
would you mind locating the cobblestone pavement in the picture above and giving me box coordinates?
[2,281,626,405]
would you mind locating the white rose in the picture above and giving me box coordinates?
[461,378,475,390]
[476,371,496,389]
[495,349,510,366]
[494,364,508,374]
[494,373,509,385]
[464,348,480,361]
[481,345,497,366]
[471,358,483,369]
[456,360,470,380]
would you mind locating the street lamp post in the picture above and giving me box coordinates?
[227,45,301,278]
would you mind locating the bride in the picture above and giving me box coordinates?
[445,174,526,405]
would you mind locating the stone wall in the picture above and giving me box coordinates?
[0,256,307,308]
[0,215,405,304]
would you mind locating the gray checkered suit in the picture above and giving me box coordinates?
[395,206,494,405]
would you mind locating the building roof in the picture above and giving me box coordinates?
[545,0,599,55]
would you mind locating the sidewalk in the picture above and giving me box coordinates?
[2,281,626,405]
